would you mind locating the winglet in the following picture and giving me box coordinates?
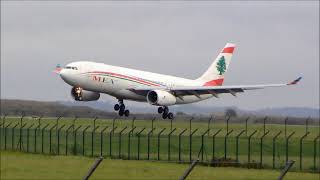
[53,64,62,74]
[287,77,302,85]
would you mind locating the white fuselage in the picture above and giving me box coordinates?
[60,61,213,105]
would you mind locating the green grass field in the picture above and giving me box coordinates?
[1,116,319,172]
[1,151,318,180]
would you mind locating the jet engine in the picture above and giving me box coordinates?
[71,87,100,101]
[147,90,176,106]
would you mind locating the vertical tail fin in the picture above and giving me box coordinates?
[197,43,236,86]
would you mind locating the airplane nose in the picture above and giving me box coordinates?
[59,69,68,80]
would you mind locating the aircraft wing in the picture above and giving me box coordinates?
[128,77,302,97]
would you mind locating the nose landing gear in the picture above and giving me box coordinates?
[158,106,173,119]
[114,99,130,117]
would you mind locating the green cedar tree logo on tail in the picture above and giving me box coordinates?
[216,56,226,75]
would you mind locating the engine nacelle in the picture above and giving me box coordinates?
[147,90,176,106]
[71,87,100,101]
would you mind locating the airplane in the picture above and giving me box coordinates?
[55,43,302,119]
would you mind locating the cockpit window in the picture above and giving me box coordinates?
[65,66,78,70]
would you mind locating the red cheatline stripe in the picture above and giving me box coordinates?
[203,78,224,86]
[222,47,235,54]
[86,71,161,87]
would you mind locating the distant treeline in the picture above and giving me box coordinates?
[1,99,319,125]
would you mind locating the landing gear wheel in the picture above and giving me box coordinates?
[162,113,168,119]
[168,112,174,120]
[163,107,169,115]
[124,110,130,117]
[158,107,164,114]
[114,104,120,111]
[120,104,125,112]
[119,110,124,116]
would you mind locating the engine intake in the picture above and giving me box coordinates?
[71,87,100,101]
[147,90,176,106]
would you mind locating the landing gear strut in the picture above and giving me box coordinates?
[114,99,130,117]
[158,106,173,119]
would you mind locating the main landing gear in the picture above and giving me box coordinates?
[114,99,130,117]
[158,106,174,119]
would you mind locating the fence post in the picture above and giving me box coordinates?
[168,128,177,161]
[82,126,91,156]
[273,131,282,169]
[284,117,288,138]
[212,129,222,162]
[224,129,234,160]
[112,117,116,135]
[92,117,98,155]
[56,116,62,132]
[189,129,198,162]
[100,126,108,157]
[41,124,50,153]
[131,117,136,134]
[147,128,156,160]
[57,124,65,155]
[299,131,310,170]
[157,128,166,161]
[137,127,146,160]
[0,122,3,144]
[314,135,320,172]
[19,123,27,151]
[178,128,187,162]
[93,117,98,129]
[18,115,25,151]
[285,132,295,163]
[34,124,40,153]
[201,129,210,162]
[49,124,57,154]
[35,116,43,152]
[263,117,268,135]
[128,126,136,160]
[118,126,128,158]
[72,116,78,133]
[189,117,193,136]
[247,130,257,168]
[2,114,7,129]
[4,122,13,150]
[73,125,82,155]
[65,125,74,155]
[37,115,43,127]
[305,117,310,134]
[151,117,155,135]
[226,116,230,134]
[260,130,270,168]
[12,123,19,150]
[245,117,250,137]
[235,130,246,163]
[91,125,100,157]
[26,124,34,152]
[109,126,117,158]
[207,116,212,137]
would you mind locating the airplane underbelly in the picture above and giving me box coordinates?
[102,78,147,101]
[111,89,146,101]
[175,94,213,104]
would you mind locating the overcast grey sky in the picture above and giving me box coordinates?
[1,1,319,110]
